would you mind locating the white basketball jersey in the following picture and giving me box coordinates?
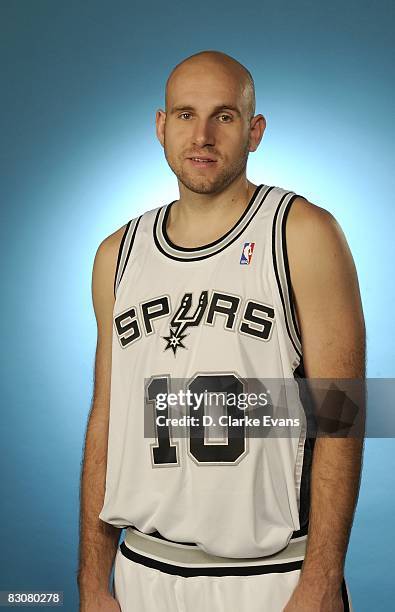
[98,183,315,558]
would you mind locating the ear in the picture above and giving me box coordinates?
[249,114,266,153]
[156,109,166,147]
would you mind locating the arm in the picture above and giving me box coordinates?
[77,227,127,610]
[283,199,366,611]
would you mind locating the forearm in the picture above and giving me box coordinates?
[77,413,121,597]
[299,436,364,586]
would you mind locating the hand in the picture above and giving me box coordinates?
[282,582,344,612]
[79,591,121,612]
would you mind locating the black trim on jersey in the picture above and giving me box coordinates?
[290,522,308,539]
[162,183,263,252]
[153,185,275,262]
[294,361,305,378]
[119,541,304,576]
[293,356,316,532]
[130,523,308,546]
[135,528,197,546]
[113,220,131,298]
[272,193,302,359]
[341,578,351,612]
[114,216,142,298]
[282,197,303,344]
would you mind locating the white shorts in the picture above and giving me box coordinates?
[113,527,352,612]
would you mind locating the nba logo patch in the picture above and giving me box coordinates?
[240,242,255,264]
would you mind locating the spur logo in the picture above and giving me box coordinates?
[114,290,275,355]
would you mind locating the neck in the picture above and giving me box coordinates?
[166,176,258,249]
[176,175,255,216]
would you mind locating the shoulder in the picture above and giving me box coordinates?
[92,220,134,298]
[286,195,339,236]
[95,221,130,265]
[92,205,158,282]
[284,195,360,313]
[285,195,350,266]
[95,202,163,262]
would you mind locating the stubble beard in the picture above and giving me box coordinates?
[164,138,251,195]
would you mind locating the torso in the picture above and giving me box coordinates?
[98,183,315,558]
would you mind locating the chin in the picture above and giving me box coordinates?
[180,175,220,195]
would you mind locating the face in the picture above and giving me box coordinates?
[156,60,265,195]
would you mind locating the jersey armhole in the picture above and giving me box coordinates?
[272,191,303,361]
[114,216,142,298]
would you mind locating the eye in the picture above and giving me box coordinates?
[218,114,232,122]
[179,112,192,120]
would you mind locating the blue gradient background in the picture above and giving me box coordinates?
[1,0,394,609]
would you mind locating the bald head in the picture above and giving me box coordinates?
[165,50,256,120]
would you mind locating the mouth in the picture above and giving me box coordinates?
[187,157,217,168]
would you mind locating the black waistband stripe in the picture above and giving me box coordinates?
[119,541,304,577]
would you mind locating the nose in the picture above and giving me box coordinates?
[192,118,215,147]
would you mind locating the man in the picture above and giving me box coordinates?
[78,50,365,611]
